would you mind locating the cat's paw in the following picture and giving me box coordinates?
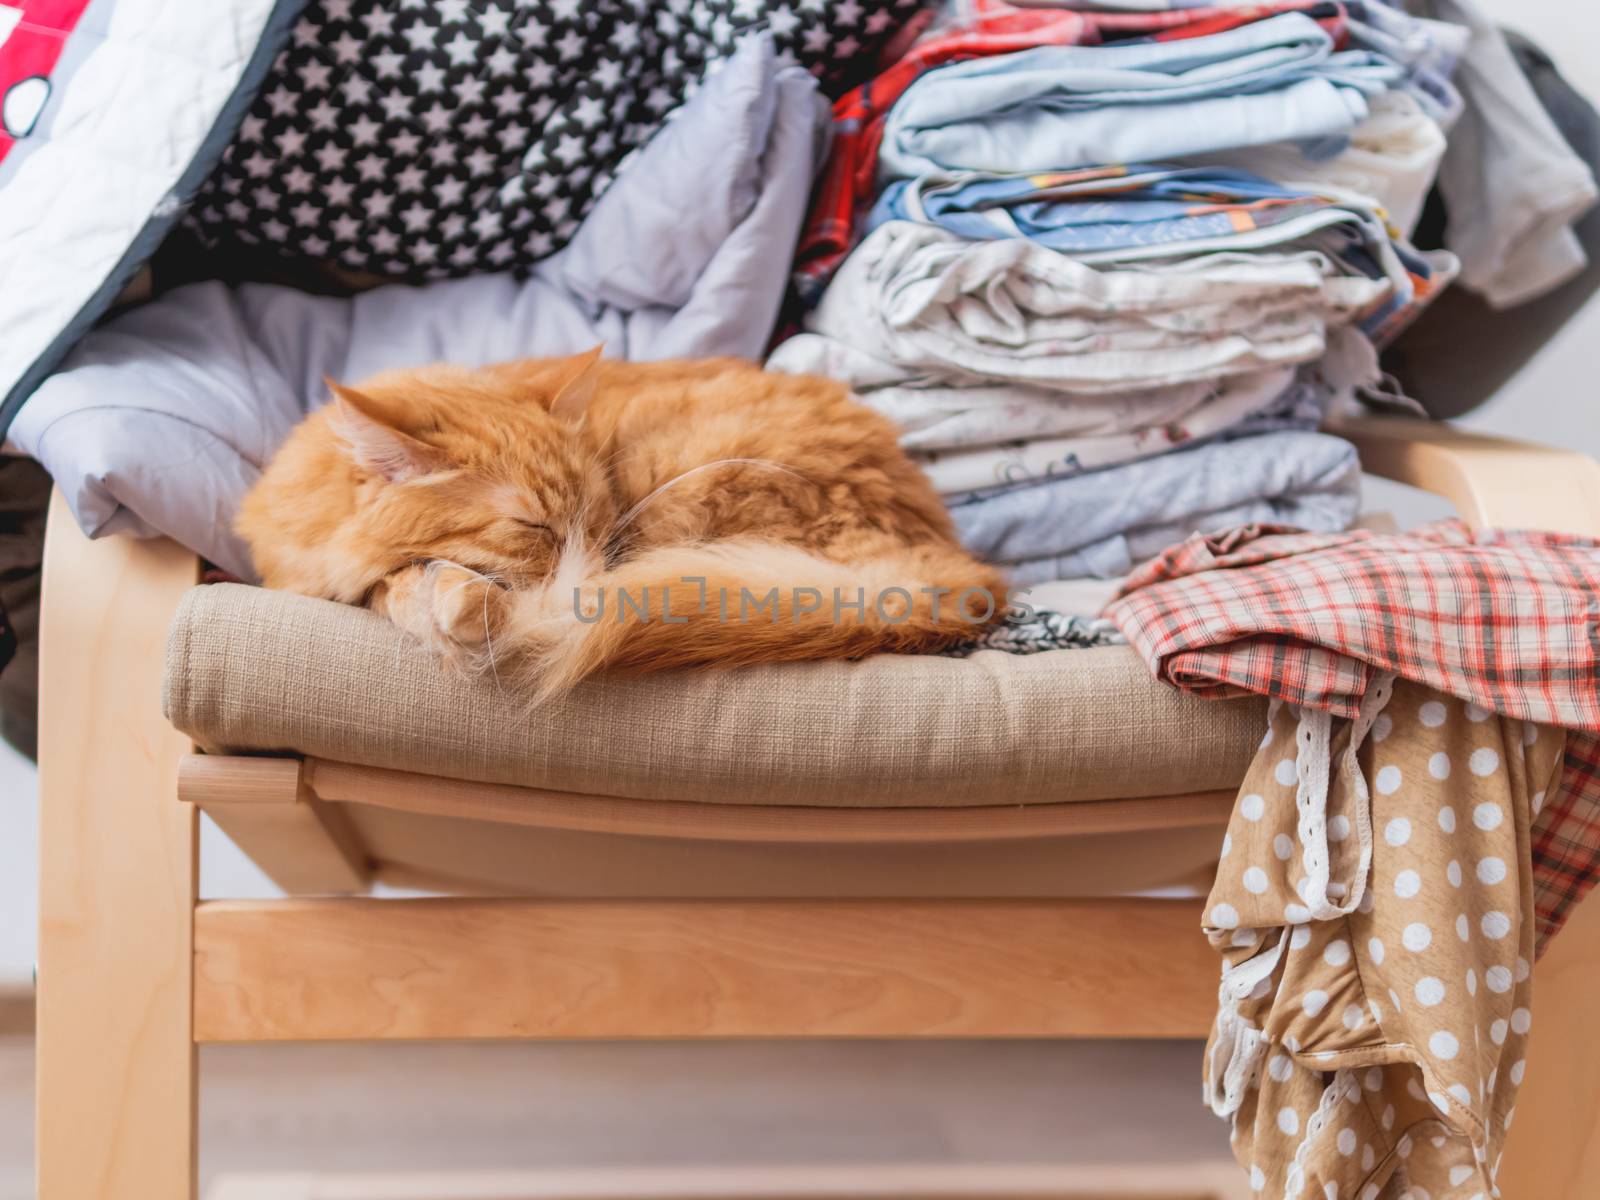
[376,562,511,657]
[426,564,512,651]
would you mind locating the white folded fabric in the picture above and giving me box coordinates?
[777,221,1389,398]
[769,334,1296,452]
[908,368,1299,495]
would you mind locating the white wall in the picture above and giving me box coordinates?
[0,1,1597,985]
[0,743,36,983]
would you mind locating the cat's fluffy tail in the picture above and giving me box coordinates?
[502,537,1007,700]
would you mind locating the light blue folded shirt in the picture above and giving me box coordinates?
[878,13,1406,182]
[949,430,1362,583]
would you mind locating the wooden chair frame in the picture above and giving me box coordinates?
[33,414,1600,1199]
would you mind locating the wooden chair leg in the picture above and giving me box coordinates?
[36,492,200,1199]
[1497,887,1600,1197]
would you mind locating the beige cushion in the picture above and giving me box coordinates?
[164,583,1266,807]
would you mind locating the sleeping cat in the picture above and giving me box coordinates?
[237,350,1006,697]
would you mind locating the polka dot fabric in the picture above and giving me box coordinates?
[1205,680,1565,1198]
[188,0,925,279]
[1104,517,1600,953]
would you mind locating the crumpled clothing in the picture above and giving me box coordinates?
[876,13,1405,183]
[869,163,1458,344]
[1409,0,1600,307]
[1207,678,1561,1199]
[1341,0,1468,126]
[1107,520,1600,733]
[185,0,923,282]
[944,608,1125,656]
[783,220,1390,398]
[947,430,1362,582]
[1385,27,1600,419]
[1103,518,1600,947]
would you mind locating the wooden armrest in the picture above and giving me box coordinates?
[37,489,205,1195]
[39,488,201,664]
[1332,414,1600,537]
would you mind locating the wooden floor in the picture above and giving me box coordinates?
[0,1036,1239,1199]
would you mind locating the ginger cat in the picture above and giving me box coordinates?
[238,350,1006,697]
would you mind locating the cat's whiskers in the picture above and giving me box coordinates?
[476,580,506,695]
[419,558,511,691]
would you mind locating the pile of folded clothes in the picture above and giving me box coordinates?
[770,0,1597,586]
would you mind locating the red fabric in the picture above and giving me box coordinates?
[792,0,1349,300]
[1104,519,1600,951]
[1534,734,1600,945]
[11,0,95,25]
[0,0,95,164]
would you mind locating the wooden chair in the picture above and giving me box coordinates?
[34,414,1600,1199]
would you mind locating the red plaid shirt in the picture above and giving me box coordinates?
[1105,520,1600,951]
[793,0,1350,301]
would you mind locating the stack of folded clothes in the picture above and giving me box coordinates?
[770,0,1592,585]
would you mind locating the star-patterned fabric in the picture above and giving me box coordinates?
[188,0,925,280]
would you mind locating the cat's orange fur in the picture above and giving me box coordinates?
[237,350,1006,696]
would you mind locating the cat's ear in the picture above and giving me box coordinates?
[326,381,447,482]
[549,345,603,424]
